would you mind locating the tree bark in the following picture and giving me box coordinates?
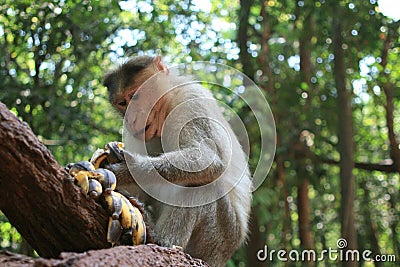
[0,101,110,257]
[0,245,209,267]
[0,102,208,266]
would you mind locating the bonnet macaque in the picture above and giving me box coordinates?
[103,55,252,267]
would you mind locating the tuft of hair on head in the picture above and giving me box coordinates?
[103,56,155,102]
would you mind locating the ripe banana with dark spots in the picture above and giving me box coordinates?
[90,148,108,169]
[67,161,96,194]
[102,191,123,220]
[119,193,146,245]
[68,142,148,246]
[67,161,95,176]
[90,142,125,168]
[94,168,117,194]
[107,217,122,245]
[88,179,102,201]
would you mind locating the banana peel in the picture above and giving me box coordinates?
[68,141,147,246]
[90,142,124,169]
[102,191,146,245]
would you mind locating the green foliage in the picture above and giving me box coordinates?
[0,0,399,266]
[0,212,21,252]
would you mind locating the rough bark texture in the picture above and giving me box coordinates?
[0,245,209,267]
[0,102,110,258]
[0,102,208,266]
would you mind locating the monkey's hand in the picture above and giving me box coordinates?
[105,141,125,164]
[104,161,136,187]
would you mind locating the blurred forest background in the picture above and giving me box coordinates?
[0,0,399,266]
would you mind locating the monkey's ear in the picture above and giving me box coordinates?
[153,55,169,73]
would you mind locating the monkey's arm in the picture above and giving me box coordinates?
[108,145,225,187]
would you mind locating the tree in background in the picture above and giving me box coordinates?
[1,0,399,266]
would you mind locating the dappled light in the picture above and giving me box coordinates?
[0,0,399,265]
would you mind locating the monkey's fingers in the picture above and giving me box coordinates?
[128,197,146,216]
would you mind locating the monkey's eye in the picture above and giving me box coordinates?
[118,100,127,107]
[131,93,139,100]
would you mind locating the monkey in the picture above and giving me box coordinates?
[102,55,252,267]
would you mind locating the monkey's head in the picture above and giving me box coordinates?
[103,55,170,141]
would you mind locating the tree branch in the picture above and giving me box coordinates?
[0,245,209,267]
[317,156,397,173]
[0,102,110,258]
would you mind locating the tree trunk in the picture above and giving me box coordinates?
[0,102,110,258]
[360,180,382,267]
[380,23,400,172]
[238,0,255,80]
[297,8,314,266]
[332,5,358,267]
[297,179,313,250]
[246,208,265,267]
[0,245,209,267]
[0,102,208,266]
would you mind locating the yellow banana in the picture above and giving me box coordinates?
[94,168,117,194]
[102,191,123,220]
[90,142,125,169]
[68,142,147,246]
[131,207,147,245]
[74,172,89,194]
[68,161,95,176]
[119,194,146,245]
[90,148,109,169]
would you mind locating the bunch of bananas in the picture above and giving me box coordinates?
[66,142,146,246]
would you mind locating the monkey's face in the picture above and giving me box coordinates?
[123,76,171,141]
[112,87,139,116]
[105,57,170,141]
